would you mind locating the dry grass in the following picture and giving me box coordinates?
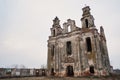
[0,76,120,80]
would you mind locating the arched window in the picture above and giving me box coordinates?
[86,37,92,52]
[85,19,89,28]
[68,26,71,32]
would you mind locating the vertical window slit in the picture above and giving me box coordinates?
[51,45,54,57]
[66,41,72,55]
[53,30,55,36]
[86,37,92,52]
[85,19,88,28]
[68,26,71,32]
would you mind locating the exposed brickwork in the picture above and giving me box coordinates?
[47,6,111,77]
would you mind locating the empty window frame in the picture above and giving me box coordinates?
[86,37,92,52]
[53,30,55,36]
[85,19,89,28]
[68,26,71,32]
[66,41,72,55]
[51,45,55,56]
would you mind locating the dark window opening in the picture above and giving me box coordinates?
[51,45,55,57]
[53,30,55,36]
[66,65,74,76]
[35,69,39,76]
[85,19,89,28]
[66,41,72,55]
[42,69,46,76]
[89,66,94,74]
[6,69,11,75]
[51,68,54,76]
[86,37,92,52]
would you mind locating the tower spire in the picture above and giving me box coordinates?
[53,16,60,27]
[51,17,62,37]
[82,6,91,16]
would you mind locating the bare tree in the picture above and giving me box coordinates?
[11,64,26,69]
[41,64,47,69]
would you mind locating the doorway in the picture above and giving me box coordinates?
[51,68,54,76]
[66,65,74,76]
[89,66,94,74]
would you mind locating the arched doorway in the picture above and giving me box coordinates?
[89,66,94,74]
[66,65,74,76]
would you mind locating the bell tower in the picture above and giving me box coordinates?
[50,17,62,37]
[81,6,95,28]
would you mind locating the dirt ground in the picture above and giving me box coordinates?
[0,76,120,80]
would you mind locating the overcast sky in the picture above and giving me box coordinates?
[0,0,120,69]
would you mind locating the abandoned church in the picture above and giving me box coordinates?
[47,6,111,77]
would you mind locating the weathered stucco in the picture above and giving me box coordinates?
[47,6,111,77]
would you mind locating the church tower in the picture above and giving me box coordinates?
[47,6,111,77]
[51,16,62,37]
[81,6,95,28]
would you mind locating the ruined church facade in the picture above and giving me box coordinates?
[47,6,111,77]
